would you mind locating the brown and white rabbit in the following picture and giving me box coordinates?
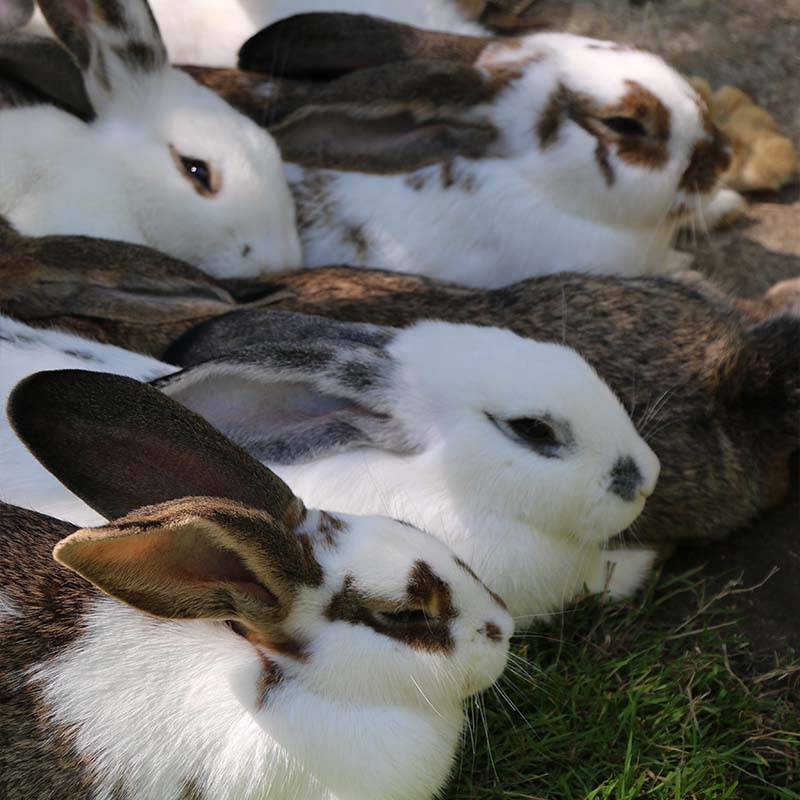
[182,13,731,286]
[0,369,511,800]
[0,0,301,279]
[165,266,800,547]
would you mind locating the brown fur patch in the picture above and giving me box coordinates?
[326,565,456,653]
[608,80,671,170]
[112,41,162,73]
[0,504,98,798]
[680,125,731,194]
[538,80,672,179]
[484,622,503,643]
[341,225,370,262]
[317,511,346,547]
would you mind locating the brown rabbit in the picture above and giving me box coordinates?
[164,266,800,546]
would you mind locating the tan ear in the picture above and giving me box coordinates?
[238,13,490,79]
[54,498,323,628]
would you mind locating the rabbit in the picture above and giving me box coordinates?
[0,314,175,526]
[1,311,660,625]
[1,369,512,800]
[156,311,662,626]
[19,0,486,67]
[179,12,731,287]
[188,265,797,548]
[0,0,301,279]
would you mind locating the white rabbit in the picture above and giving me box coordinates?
[161,311,662,627]
[188,13,731,287]
[0,314,174,526]
[0,0,301,279]
[2,311,659,627]
[2,369,511,800]
[20,0,484,66]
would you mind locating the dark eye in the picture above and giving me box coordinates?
[601,116,648,136]
[489,414,561,456]
[180,156,212,192]
[372,608,430,627]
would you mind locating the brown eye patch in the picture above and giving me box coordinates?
[326,562,457,653]
[598,80,671,170]
[536,80,672,183]
[169,146,221,197]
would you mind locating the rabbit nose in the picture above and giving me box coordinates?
[609,455,644,502]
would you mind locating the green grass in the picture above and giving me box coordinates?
[446,569,800,800]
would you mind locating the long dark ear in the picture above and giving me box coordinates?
[37,0,167,112]
[0,0,34,33]
[159,310,418,465]
[54,496,323,635]
[191,59,500,173]
[238,13,490,79]
[8,370,303,524]
[0,32,93,117]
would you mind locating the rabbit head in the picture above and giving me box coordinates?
[5,369,510,799]
[161,311,660,618]
[5,1,301,278]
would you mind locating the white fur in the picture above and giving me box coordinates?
[290,33,720,286]
[267,323,661,625]
[0,315,174,526]
[26,1,483,66]
[28,512,511,799]
[8,1,301,278]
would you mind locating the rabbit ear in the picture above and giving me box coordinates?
[54,496,323,636]
[158,310,417,465]
[8,370,303,525]
[0,0,34,33]
[193,60,501,173]
[0,32,94,118]
[37,0,167,111]
[238,13,490,79]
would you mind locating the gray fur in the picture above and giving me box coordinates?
[158,311,417,465]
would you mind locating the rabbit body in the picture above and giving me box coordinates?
[3,0,301,279]
[1,371,511,800]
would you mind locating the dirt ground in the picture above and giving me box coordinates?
[497,0,800,651]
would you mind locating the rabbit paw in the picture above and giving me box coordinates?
[586,548,657,599]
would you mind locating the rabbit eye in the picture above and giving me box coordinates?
[489,414,562,457]
[601,116,648,137]
[169,146,220,197]
[372,608,430,627]
[181,157,210,188]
